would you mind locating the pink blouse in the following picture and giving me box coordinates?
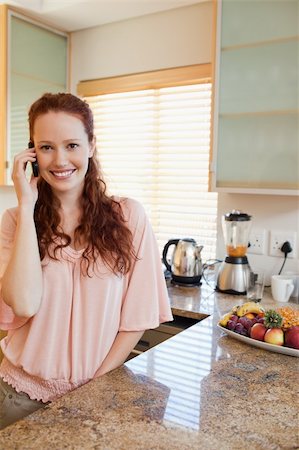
[0,197,173,402]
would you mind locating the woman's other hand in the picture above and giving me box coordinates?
[11,147,39,208]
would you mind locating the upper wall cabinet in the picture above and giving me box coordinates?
[212,0,299,195]
[0,6,69,185]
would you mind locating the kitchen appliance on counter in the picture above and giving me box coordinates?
[162,238,203,286]
[216,210,252,295]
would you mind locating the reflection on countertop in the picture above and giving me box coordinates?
[127,317,213,431]
[167,279,216,319]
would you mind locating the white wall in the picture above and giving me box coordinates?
[1,1,298,282]
[70,2,213,91]
[217,194,299,284]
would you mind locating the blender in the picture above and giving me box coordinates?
[216,210,252,295]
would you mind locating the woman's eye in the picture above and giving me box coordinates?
[68,143,79,150]
[40,145,52,151]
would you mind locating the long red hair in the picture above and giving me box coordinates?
[29,92,136,276]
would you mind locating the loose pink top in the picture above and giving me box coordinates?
[0,198,173,402]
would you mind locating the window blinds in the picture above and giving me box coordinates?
[85,82,217,261]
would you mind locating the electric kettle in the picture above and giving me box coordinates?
[162,238,203,286]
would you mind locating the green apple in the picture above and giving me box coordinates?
[264,328,284,346]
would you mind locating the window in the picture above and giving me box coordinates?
[78,65,218,261]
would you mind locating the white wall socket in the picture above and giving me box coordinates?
[248,229,266,255]
[269,231,297,258]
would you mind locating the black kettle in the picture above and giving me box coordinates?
[162,238,203,286]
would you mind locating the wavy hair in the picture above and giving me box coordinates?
[29,92,136,276]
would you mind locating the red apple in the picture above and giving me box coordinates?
[264,328,284,346]
[250,323,267,341]
[284,326,299,350]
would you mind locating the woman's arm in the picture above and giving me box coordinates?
[94,330,144,377]
[1,148,42,318]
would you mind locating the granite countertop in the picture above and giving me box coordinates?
[167,278,297,321]
[0,285,298,449]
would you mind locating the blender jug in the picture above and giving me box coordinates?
[222,211,252,258]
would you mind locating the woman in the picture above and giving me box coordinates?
[0,93,172,429]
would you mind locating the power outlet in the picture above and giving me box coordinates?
[269,231,297,258]
[248,229,266,255]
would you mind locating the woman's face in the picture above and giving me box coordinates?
[33,111,95,198]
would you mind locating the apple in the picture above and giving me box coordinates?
[250,323,267,341]
[264,328,284,346]
[284,326,299,350]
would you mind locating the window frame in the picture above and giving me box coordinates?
[77,63,211,96]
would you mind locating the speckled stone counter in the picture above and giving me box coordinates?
[0,288,298,449]
[167,279,296,320]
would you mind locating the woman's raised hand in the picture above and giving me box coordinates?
[11,147,39,208]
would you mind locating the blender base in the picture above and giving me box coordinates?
[216,257,251,295]
[215,285,246,296]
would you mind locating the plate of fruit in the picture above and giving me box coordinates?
[217,303,299,357]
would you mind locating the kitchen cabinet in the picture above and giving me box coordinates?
[211,0,299,195]
[0,6,69,185]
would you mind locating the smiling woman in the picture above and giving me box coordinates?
[33,111,95,196]
[0,92,173,429]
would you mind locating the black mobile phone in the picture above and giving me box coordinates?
[28,141,39,177]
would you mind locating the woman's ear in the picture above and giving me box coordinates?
[89,136,96,157]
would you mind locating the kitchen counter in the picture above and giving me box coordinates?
[167,279,286,321]
[167,279,214,320]
[0,290,298,449]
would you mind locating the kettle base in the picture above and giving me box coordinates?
[170,274,202,287]
[171,280,202,288]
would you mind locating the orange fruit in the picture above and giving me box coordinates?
[245,313,255,320]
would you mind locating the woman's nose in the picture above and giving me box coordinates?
[54,149,68,167]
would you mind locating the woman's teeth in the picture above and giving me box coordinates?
[52,170,75,178]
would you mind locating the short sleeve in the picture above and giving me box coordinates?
[0,209,29,330]
[119,199,173,331]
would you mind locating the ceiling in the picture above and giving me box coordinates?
[1,0,202,32]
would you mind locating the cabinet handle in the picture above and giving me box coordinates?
[131,349,143,355]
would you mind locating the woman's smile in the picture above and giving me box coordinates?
[50,169,77,179]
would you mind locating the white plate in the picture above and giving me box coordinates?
[217,324,299,357]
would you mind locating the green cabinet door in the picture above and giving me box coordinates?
[213,0,299,194]
[5,12,68,184]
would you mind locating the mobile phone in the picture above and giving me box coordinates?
[28,141,39,177]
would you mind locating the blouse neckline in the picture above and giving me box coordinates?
[62,246,85,259]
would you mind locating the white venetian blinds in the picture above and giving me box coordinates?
[84,81,217,261]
